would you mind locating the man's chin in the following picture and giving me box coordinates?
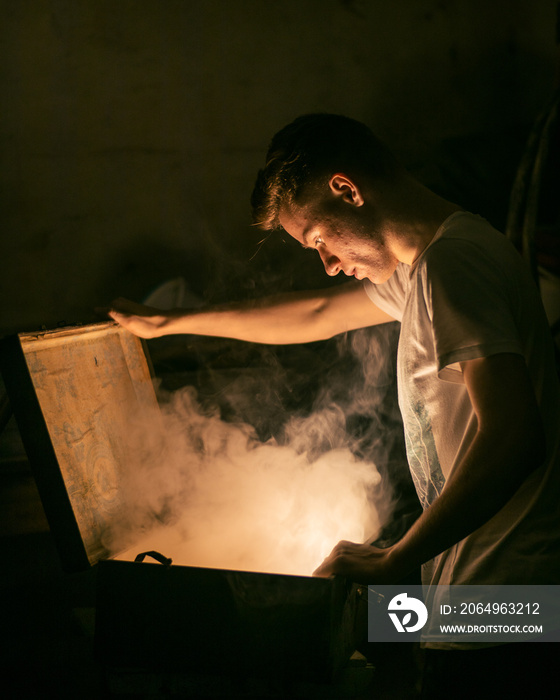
[365,270,395,284]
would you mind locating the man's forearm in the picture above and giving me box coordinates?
[160,290,342,344]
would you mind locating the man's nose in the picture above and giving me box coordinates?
[319,247,341,276]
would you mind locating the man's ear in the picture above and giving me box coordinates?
[329,174,364,207]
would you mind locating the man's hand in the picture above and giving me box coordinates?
[107,298,172,339]
[313,541,398,583]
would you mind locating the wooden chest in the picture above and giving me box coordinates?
[0,322,359,683]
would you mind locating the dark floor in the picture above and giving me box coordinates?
[0,413,421,700]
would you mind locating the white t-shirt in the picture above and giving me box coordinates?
[364,211,560,647]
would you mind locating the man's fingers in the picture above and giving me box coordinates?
[93,304,130,322]
[109,298,161,318]
[312,541,356,578]
[109,298,137,314]
[107,309,125,322]
[312,560,333,578]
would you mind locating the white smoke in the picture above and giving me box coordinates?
[107,369,394,576]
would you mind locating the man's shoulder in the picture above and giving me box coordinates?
[420,212,518,276]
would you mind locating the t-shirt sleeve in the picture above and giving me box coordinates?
[363,263,409,322]
[422,238,523,383]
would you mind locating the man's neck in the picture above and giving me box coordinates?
[384,180,462,266]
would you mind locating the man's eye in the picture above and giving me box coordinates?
[315,237,324,247]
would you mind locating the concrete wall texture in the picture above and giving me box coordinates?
[1,0,558,331]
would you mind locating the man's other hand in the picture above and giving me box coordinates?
[313,540,398,583]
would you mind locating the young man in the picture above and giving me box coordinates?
[109,114,560,696]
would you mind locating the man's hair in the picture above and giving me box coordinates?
[251,113,401,230]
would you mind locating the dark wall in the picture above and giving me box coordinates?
[1,0,558,332]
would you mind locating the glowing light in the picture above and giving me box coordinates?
[112,388,390,577]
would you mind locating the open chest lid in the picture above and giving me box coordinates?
[0,322,159,572]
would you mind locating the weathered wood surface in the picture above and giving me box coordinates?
[17,322,160,566]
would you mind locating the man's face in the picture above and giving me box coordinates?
[278,201,398,285]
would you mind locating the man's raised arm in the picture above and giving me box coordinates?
[108,280,396,345]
